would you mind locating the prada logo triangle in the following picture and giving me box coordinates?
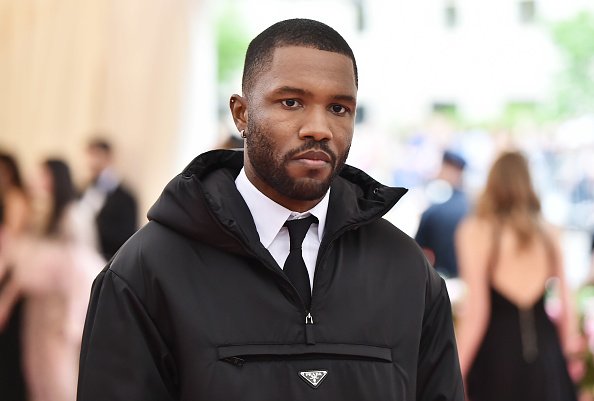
[299,370,328,388]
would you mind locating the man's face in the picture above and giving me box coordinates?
[86,147,110,180]
[238,46,357,210]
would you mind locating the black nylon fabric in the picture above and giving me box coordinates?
[77,149,464,401]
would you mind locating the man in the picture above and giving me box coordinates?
[80,139,138,260]
[415,150,469,278]
[77,19,463,401]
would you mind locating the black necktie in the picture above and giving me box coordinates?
[283,215,318,309]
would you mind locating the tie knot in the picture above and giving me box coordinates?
[284,215,318,250]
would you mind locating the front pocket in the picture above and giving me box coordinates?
[218,343,393,364]
[212,343,408,401]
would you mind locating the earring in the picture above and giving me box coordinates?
[240,129,246,138]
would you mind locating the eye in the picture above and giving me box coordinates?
[281,99,301,108]
[329,104,349,115]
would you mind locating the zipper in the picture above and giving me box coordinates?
[220,344,396,368]
[223,356,245,367]
[305,312,315,345]
[198,187,372,345]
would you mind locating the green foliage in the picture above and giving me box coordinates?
[501,101,539,125]
[216,4,250,83]
[550,11,594,117]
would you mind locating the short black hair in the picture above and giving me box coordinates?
[242,18,358,96]
[443,150,467,170]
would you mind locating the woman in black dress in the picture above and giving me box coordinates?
[455,151,578,401]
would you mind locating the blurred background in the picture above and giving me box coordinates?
[2,0,592,283]
[1,0,594,398]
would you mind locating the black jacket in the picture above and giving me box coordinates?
[96,184,138,260]
[77,150,463,401]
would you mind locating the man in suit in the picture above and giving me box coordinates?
[81,139,138,260]
[415,150,469,278]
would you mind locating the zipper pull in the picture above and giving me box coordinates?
[305,312,316,345]
[223,356,245,367]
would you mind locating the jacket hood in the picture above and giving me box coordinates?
[147,149,407,257]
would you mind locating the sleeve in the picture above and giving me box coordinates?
[416,267,464,401]
[77,268,178,401]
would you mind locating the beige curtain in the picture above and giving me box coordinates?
[0,0,206,220]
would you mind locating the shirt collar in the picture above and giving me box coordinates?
[235,168,329,248]
[95,167,120,193]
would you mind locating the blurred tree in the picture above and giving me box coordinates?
[550,11,594,117]
[216,3,249,84]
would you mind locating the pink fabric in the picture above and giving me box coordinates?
[4,204,105,401]
[20,244,101,401]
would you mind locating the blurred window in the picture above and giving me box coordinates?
[432,102,458,118]
[518,0,536,24]
[354,0,366,32]
[444,4,458,28]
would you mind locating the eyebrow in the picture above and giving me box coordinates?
[271,86,356,104]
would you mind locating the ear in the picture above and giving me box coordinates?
[229,94,248,133]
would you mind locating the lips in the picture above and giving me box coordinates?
[294,150,332,163]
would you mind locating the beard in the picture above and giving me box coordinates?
[245,119,350,201]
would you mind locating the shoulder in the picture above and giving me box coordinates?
[541,220,562,241]
[5,188,28,210]
[455,215,494,266]
[110,221,178,262]
[457,215,491,241]
[103,222,182,300]
[419,204,438,221]
[358,217,431,279]
[108,220,199,278]
[108,184,137,203]
[356,217,445,307]
[540,220,564,260]
[365,217,423,251]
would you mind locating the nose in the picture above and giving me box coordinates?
[298,106,333,142]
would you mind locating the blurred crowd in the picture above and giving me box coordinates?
[0,139,137,401]
[413,146,594,400]
[2,132,594,400]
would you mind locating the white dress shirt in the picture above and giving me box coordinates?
[235,168,329,292]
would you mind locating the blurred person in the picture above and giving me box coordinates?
[0,152,29,401]
[1,159,102,401]
[216,132,244,150]
[456,151,578,401]
[80,138,137,260]
[579,223,594,290]
[77,19,464,401]
[0,152,29,236]
[415,150,469,277]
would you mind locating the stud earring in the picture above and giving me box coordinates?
[240,129,246,138]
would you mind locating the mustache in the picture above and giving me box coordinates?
[284,140,337,165]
